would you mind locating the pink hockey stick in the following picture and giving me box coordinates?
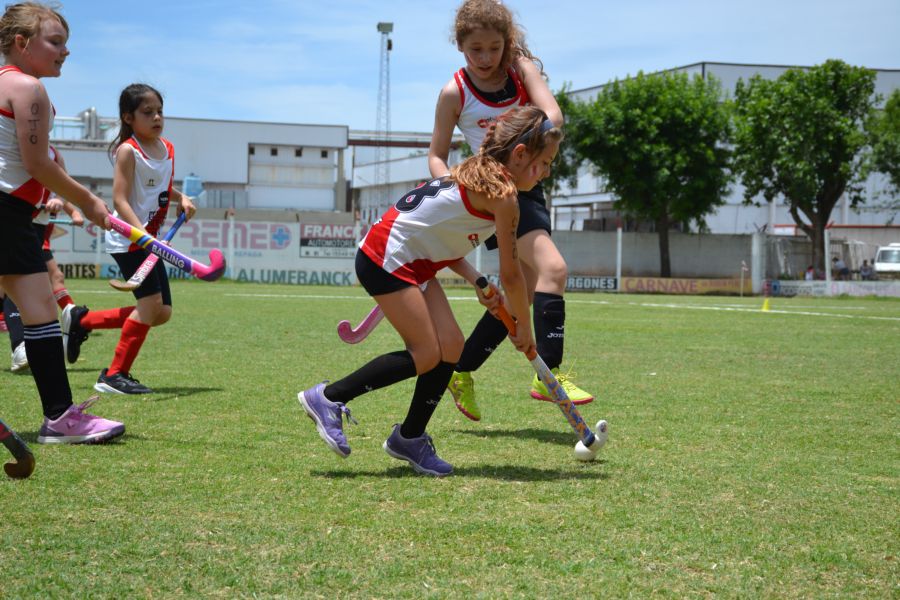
[106,214,225,282]
[337,305,384,344]
[109,212,186,291]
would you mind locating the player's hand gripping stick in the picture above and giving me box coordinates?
[475,276,607,461]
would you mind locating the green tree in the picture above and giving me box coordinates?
[868,88,900,215]
[566,71,732,276]
[732,59,878,272]
[541,87,581,200]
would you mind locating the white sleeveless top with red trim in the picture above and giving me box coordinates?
[0,65,56,210]
[105,136,175,254]
[360,178,495,285]
[454,67,529,153]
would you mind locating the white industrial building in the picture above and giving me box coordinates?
[51,61,898,236]
[53,113,349,212]
[556,62,900,234]
[351,61,900,235]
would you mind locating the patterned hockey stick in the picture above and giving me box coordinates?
[107,214,225,281]
[475,276,607,461]
[109,212,187,291]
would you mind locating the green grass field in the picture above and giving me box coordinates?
[1,279,898,598]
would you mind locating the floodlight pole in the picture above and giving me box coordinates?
[374,22,394,222]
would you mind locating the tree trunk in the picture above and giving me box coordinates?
[812,215,825,274]
[657,213,671,277]
[789,202,827,275]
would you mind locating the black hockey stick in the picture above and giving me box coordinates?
[0,418,35,479]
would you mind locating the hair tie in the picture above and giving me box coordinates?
[503,115,553,155]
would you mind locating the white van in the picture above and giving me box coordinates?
[874,243,900,279]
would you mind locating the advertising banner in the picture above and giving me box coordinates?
[619,277,750,295]
[52,218,356,286]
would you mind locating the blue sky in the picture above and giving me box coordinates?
[44,0,899,132]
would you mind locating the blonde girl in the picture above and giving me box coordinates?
[429,0,593,423]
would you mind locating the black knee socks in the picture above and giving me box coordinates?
[455,310,508,372]
[24,322,72,419]
[456,292,567,373]
[533,292,565,370]
[325,350,417,404]
[400,361,455,439]
[4,295,24,350]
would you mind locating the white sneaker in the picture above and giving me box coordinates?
[11,341,28,372]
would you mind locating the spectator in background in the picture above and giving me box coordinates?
[805,265,815,281]
[859,259,875,280]
[832,256,850,280]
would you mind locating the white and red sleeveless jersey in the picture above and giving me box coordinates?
[360,178,495,285]
[0,65,55,211]
[454,67,529,153]
[105,136,174,254]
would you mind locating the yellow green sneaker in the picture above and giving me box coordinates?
[530,368,594,405]
[448,371,480,421]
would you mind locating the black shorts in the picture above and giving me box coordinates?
[112,250,172,305]
[355,250,413,296]
[484,183,552,250]
[0,193,47,275]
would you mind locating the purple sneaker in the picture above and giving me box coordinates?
[298,383,356,458]
[37,396,125,444]
[383,424,453,476]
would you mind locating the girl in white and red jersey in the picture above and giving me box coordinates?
[428,0,593,423]
[62,83,196,396]
[0,2,124,444]
[299,106,561,476]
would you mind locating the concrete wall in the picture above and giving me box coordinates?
[472,231,754,278]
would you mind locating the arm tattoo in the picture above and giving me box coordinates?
[29,102,41,143]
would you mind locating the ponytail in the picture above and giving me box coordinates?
[451,153,517,200]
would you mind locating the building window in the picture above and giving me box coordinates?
[295,148,303,157]
[249,146,255,155]
[321,149,328,159]
[270,147,278,157]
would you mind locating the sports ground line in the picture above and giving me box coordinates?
[572,298,900,322]
[219,291,900,322]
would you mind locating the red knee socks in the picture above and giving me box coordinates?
[108,319,151,376]
[81,307,135,331]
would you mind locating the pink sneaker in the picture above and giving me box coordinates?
[37,396,125,444]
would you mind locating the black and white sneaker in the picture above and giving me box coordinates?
[94,368,152,395]
[61,304,90,364]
